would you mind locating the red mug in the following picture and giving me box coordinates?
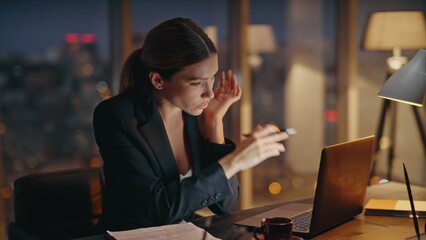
[253,217,294,240]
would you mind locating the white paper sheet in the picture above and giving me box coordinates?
[107,222,220,240]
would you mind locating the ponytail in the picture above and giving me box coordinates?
[119,48,147,94]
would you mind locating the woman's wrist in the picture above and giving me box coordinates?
[202,114,225,144]
[203,110,223,124]
[218,154,240,179]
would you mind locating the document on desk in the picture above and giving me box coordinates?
[365,199,426,217]
[107,222,220,240]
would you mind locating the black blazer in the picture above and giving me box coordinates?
[93,90,240,231]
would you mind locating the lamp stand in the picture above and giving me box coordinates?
[386,47,408,74]
[371,97,426,181]
[413,106,426,153]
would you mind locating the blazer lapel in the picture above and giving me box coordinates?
[133,93,179,183]
[185,113,202,174]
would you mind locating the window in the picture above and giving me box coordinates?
[0,1,110,235]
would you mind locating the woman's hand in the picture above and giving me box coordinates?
[204,70,242,121]
[219,125,290,179]
[198,70,241,144]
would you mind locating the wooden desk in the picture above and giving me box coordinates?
[74,182,426,240]
[191,182,426,240]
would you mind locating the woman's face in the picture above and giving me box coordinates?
[159,54,218,116]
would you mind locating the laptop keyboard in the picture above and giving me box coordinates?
[293,210,312,232]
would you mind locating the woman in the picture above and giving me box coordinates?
[93,17,289,232]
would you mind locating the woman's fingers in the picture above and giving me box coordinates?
[261,148,282,159]
[251,124,288,161]
[254,124,263,131]
[230,72,240,94]
[260,131,289,144]
[252,124,280,138]
[219,71,226,90]
[235,82,242,97]
[226,70,232,90]
[216,70,241,98]
[259,142,284,156]
[244,124,288,139]
[245,141,285,167]
[223,124,291,175]
[229,72,235,93]
[230,73,240,96]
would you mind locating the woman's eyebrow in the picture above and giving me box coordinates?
[185,71,218,81]
[186,76,206,81]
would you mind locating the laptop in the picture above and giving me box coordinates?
[235,136,375,238]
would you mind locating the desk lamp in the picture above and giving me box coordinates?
[362,11,426,180]
[204,24,277,68]
[378,48,426,159]
[378,49,426,107]
[248,24,277,68]
[376,49,426,181]
[363,11,426,73]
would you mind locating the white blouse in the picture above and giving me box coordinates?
[179,169,193,182]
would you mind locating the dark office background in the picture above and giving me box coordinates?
[0,0,425,239]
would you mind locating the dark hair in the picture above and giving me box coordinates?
[119,18,217,94]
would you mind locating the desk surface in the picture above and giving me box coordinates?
[75,182,426,240]
[190,181,426,240]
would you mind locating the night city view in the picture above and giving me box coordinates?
[0,1,425,239]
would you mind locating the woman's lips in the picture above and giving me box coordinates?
[199,102,209,109]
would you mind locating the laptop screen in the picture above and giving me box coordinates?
[309,135,375,236]
[235,136,375,238]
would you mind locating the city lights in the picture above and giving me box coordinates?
[0,187,11,199]
[0,123,6,134]
[96,81,111,99]
[81,33,96,43]
[65,33,79,43]
[291,177,305,189]
[323,109,339,123]
[268,182,282,195]
[90,157,102,167]
[65,33,97,44]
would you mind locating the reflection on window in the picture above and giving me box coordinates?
[249,0,338,207]
[2,39,109,170]
[0,1,110,232]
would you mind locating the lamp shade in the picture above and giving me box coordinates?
[378,49,426,107]
[248,25,277,54]
[362,11,426,50]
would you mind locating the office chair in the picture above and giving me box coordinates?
[8,167,104,240]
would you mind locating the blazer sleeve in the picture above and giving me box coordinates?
[93,99,237,230]
[196,139,240,215]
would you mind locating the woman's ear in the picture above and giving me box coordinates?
[149,72,164,90]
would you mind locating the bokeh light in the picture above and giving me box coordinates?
[269,182,282,195]
[0,122,6,134]
[323,109,339,123]
[291,176,305,189]
[1,187,12,199]
[90,157,102,167]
